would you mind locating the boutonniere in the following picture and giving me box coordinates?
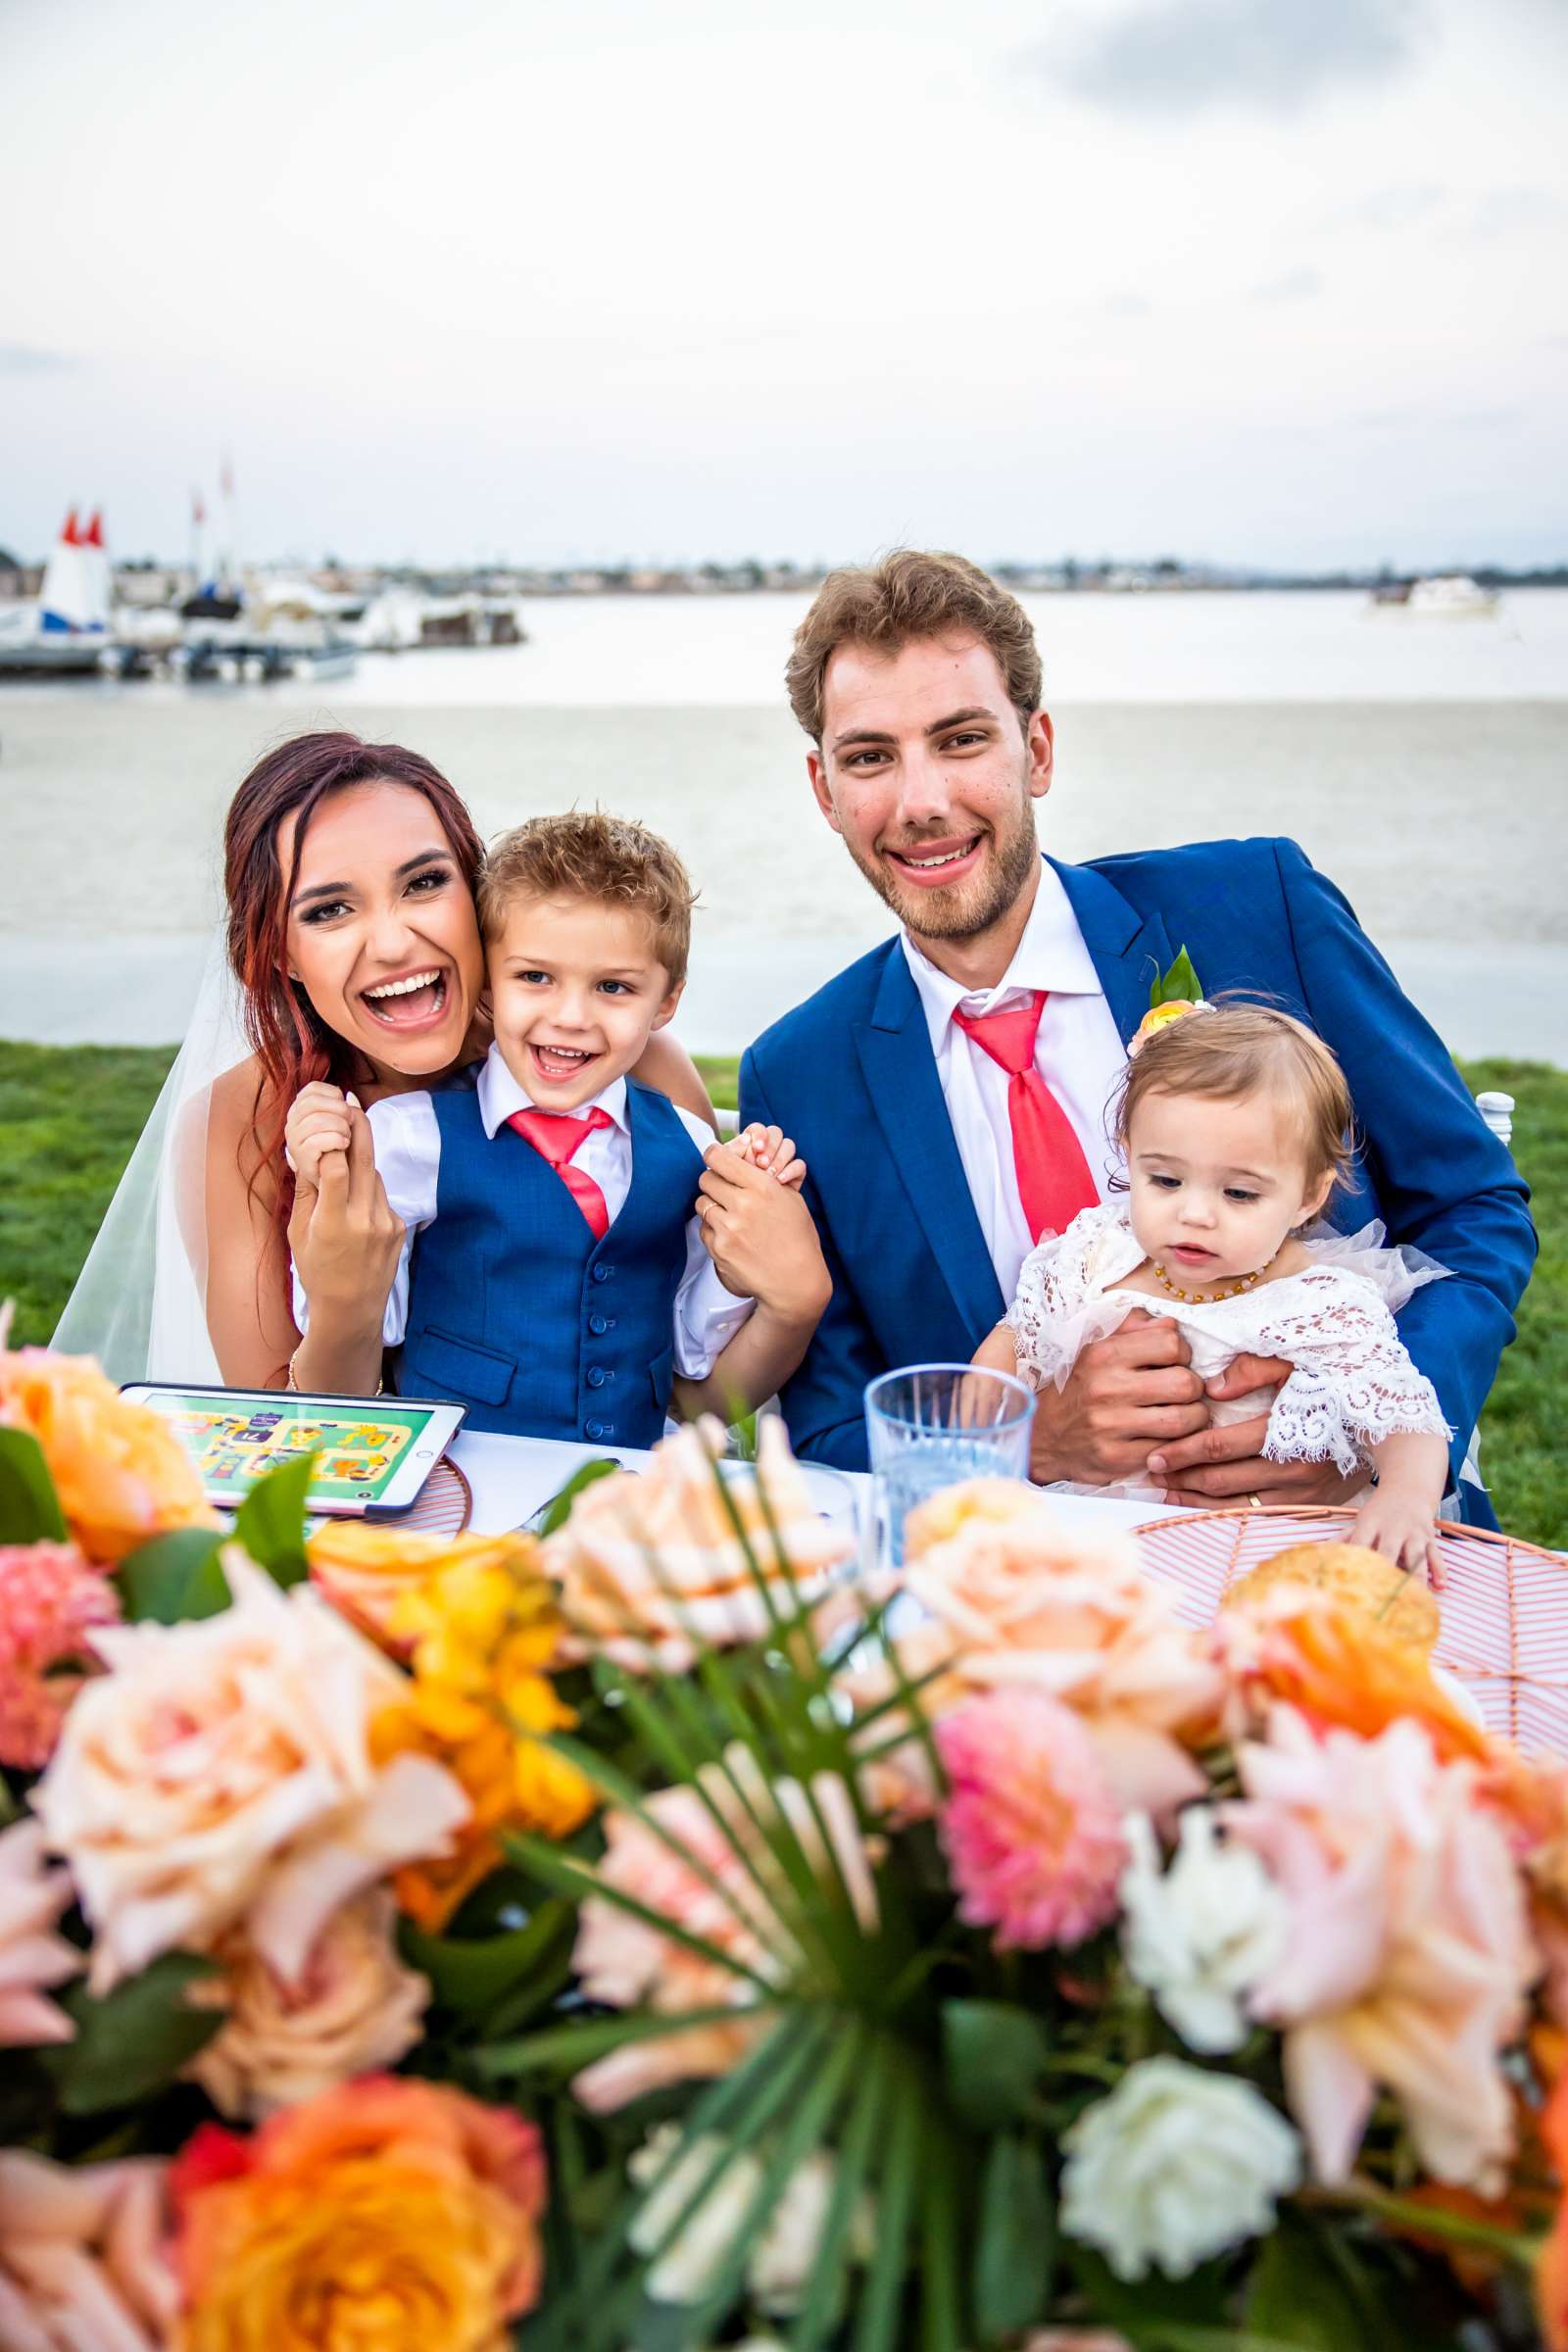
[1130,947,1210,1055]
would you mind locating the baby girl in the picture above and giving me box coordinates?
[973,1002,1453,1580]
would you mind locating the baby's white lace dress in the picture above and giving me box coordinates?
[1005,1200,1452,1493]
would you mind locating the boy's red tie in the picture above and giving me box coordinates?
[951,990,1099,1243]
[507,1104,615,1240]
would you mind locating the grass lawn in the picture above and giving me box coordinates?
[3,1043,1562,1548]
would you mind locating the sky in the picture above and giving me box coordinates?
[3,0,1566,570]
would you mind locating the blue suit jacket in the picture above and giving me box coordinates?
[739,841,1535,1520]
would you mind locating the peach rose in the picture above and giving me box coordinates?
[572,1747,877,2112]
[858,1480,1222,1823]
[172,2076,547,2351]
[0,2149,178,2352]
[185,1891,429,2120]
[31,1555,469,1992]
[1227,1707,1538,2188]
[307,1524,539,1655]
[542,1416,854,1672]
[0,1819,78,2046]
[0,1344,215,1564]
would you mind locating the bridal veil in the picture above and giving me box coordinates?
[53,932,247,1385]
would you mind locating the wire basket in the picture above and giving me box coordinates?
[1132,1505,1568,1752]
[393,1454,473,1536]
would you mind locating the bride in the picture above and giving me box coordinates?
[55,731,715,1388]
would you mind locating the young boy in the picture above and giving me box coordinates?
[285,813,831,1444]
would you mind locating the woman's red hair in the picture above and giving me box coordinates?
[223,731,485,1238]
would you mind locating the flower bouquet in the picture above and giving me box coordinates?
[5,1331,1568,2351]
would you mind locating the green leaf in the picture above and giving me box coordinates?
[401,1899,574,2020]
[232,1452,316,1583]
[49,1951,224,2114]
[1151,945,1204,1007]
[117,1527,229,1623]
[533,1456,621,1536]
[973,2132,1053,2337]
[941,1998,1050,2128]
[0,1426,68,1544]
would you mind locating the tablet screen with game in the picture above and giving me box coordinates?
[121,1386,466,1514]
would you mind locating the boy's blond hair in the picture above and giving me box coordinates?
[1117,1002,1354,1194]
[479,812,696,987]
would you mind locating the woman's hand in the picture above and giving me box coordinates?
[286,1099,404,1388]
[285,1081,354,1189]
[696,1143,830,1322]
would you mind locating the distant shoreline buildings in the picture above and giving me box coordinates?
[1,547,1565,608]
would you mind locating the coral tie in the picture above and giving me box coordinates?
[507,1104,615,1240]
[951,990,1099,1244]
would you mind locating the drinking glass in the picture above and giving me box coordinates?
[864,1363,1035,1568]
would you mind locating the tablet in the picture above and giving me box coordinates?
[121,1385,466,1516]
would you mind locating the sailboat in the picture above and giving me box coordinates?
[0,509,113,674]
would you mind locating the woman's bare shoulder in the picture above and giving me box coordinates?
[635,1029,717,1131]
[205,1054,276,1200]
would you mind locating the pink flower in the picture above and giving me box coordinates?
[0,2150,177,2352]
[1226,1707,1538,2189]
[0,1820,78,2047]
[571,1748,878,2111]
[0,1544,120,1770]
[854,1481,1222,1826]
[937,1690,1128,1950]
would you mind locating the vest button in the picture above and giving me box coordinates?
[588,1313,611,1336]
[592,1262,613,1283]
[586,1366,608,1389]
[584,1417,609,1441]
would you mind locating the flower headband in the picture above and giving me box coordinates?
[1129,949,1211,1057]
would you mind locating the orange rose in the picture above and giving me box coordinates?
[172,2076,547,2352]
[1220,1595,1492,1765]
[307,1526,539,1655]
[0,1346,215,1564]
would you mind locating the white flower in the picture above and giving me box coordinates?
[747,2148,873,2315]
[1060,2058,1300,2280]
[1118,1809,1288,2055]
[628,2130,873,2315]
[629,2127,763,2304]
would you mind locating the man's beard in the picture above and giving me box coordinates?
[846,799,1041,944]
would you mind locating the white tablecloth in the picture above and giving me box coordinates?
[450,1427,1173,1540]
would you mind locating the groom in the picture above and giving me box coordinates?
[738,550,1535,1521]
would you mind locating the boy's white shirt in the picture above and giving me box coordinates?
[290,1042,755,1375]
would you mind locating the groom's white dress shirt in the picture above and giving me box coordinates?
[291,1042,754,1370]
[900,860,1128,1301]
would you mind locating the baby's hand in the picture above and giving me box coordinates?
[730,1121,807,1192]
[285,1082,357,1191]
[1351,1488,1446,1592]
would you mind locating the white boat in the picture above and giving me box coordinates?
[0,509,112,675]
[1369,573,1500,618]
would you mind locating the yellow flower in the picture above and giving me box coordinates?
[1129,999,1203,1056]
[373,1544,595,1931]
[307,1526,538,1655]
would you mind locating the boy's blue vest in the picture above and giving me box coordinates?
[399,1079,705,1446]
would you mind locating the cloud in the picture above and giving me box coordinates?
[0,343,82,376]
[1248,265,1323,304]
[1469,186,1568,239]
[1024,0,1433,117]
[1101,292,1152,317]
[1326,183,1447,230]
